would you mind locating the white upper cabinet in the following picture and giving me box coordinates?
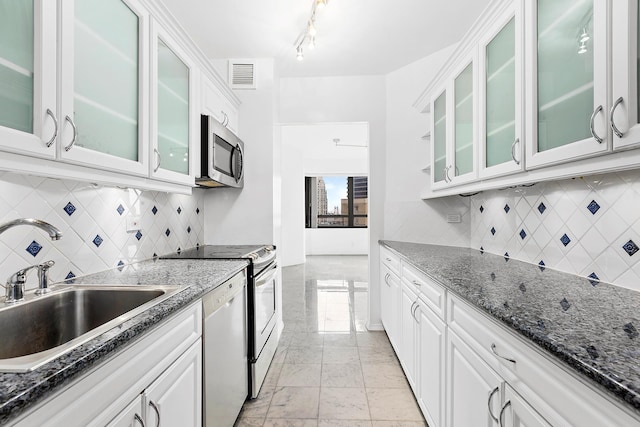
[524,0,609,169]
[202,74,239,135]
[58,0,150,176]
[611,0,640,151]
[479,2,524,178]
[150,20,197,186]
[0,0,57,159]
[431,88,448,189]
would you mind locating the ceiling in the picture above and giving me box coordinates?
[160,0,491,78]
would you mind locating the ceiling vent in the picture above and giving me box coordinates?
[228,60,256,89]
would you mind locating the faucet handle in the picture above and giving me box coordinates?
[5,265,37,303]
[35,260,55,295]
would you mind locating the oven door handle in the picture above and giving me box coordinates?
[255,263,278,287]
[255,250,276,270]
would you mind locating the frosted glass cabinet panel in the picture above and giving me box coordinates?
[453,63,474,177]
[525,0,608,169]
[156,39,189,175]
[73,0,139,160]
[0,0,34,134]
[432,91,447,186]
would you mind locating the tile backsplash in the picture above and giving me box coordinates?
[470,170,640,292]
[0,172,204,289]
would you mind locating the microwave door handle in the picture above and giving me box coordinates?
[229,144,236,180]
[234,144,244,183]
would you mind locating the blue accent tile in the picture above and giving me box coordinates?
[479,205,484,213]
[187,226,191,234]
[196,208,200,215]
[65,271,75,280]
[152,206,158,215]
[504,252,510,261]
[177,206,182,214]
[560,298,571,311]
[519,283,526,293]
[587,200,601,215]
[586,345,599,359]
[153,253,158,258]
[196,243,200,249]
[622,240,639,256]
[135,230,142,241]
[504,204,510,214]
[588,272,600,286]
[538,260,546,271]
[26,240,42,257]
[165,228,171,237]
[624,323,638,339]
[490,227,496,236]
[537,202,546,214]
[93,235,103,247]
[117,260,125,271]
[116,204,125,216]
[177,247,181,253]
[480,246,484,254]
[519,229,527,240]
[63,202,76,216]
[560,234,571,247]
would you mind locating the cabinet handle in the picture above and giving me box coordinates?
[149,400,160,427]
[411,280,422,287]
[385,257,392,262]
[589,105,604,144]
[444,166,452,183]
[411,300,420,322]
[154,148,161,172]
[63,115,78,151]
[499,400,511,427]
[491,343,516,364]
[384,272,391,286]
[44,109,58,148]
[610,96,625,138]
[487,386,499,422]
[134,413,146,427]
[221,111,228,127]
[510,138,520,165]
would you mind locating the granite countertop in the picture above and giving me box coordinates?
[380,240,640,413]
[0,257,248,425]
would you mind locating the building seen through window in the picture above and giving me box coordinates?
[305,176,368,228]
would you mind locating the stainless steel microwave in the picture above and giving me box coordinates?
[197,115,244,188]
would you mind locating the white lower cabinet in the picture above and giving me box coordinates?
[446,330,503,427]
[400,283,419,390]
[501,385,551,427]
[380,256,401,352]
[106,396,144,427]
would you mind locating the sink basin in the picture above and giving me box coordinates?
[0,285,181,372]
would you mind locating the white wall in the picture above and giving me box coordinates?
[384,45,471,247]
[279,123,369,265]
[279,75,386,330]
[203,59,277,245]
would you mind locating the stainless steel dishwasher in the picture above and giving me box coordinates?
[202,269,248,427]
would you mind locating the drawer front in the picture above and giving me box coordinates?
[447,294,640,427]
[402,262,445,320]
[380,246,401,276]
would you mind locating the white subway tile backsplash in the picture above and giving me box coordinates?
[471,170,640,292]
[0,171,204,289]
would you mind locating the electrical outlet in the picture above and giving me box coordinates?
[446,214,461,223]
[126,216,142,232]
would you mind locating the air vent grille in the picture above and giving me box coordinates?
[229,61,256,89]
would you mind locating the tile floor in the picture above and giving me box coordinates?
[235,256,427,427]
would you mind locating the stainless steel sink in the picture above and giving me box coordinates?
[0,285,181,372]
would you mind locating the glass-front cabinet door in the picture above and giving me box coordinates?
[150,21,195,185]
[450,60,476,184]
[58,0,149,175]
[479,4,524,179]
[525,0,608,169]
[611,0,640,150]
[0,1,57,158]
[431,89,448,189]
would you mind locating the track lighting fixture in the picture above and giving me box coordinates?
[294,0,329,61]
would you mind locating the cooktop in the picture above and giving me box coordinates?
[160,245,273,260]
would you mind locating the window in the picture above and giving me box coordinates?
[305,176,368,228]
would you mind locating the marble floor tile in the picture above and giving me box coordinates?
[366,388,423,421]
[290,332,325,347]
[263,419,319,427]
[323,334,358,347]
[240,388,274,418]
[278,364,322,387]
[267,387,320,419]
[285,346,324,364]
[321,363,364,388]
[262,363,283,390]
[235,416,265,427]
[361,364,410,389]
[356,332,393,349]
[318,387,371,420]
[370,422,427,427]
[273,347,288,364]
[322,346,359,364]
[319,421,373,427]
[358,346,400,365]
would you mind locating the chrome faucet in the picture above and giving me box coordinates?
[0,218,63,303]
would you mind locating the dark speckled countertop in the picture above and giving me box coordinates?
[381,240,640,414]
[0,257,248,425]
